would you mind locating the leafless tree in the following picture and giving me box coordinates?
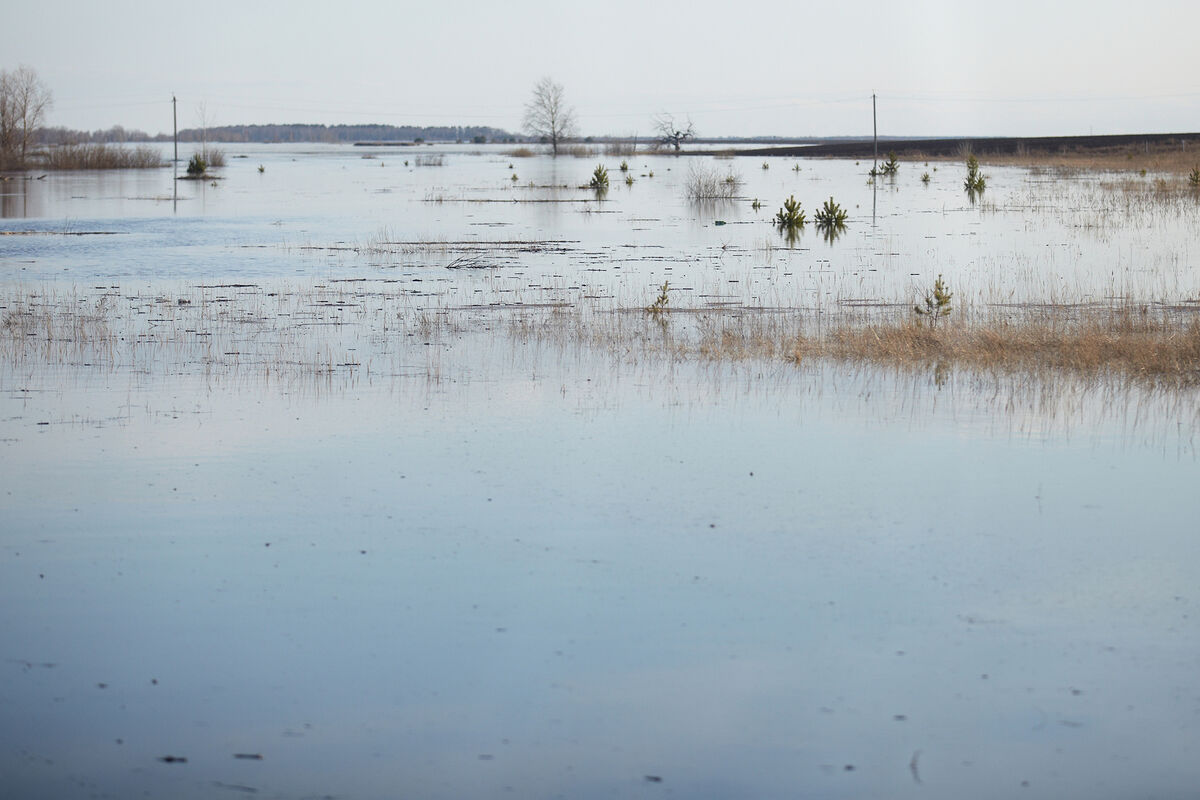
[653,113,695,152]
[0,65,52,168]
[523,77,577,156]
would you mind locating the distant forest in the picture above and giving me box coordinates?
[37,123,517,145]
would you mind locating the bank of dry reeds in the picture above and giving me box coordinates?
[4,284,1198,388]
[791,310,1200,383]
[38,143,163,170]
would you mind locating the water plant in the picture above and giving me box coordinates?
[921,172,930,184]
[589,164,609,189]
[186,154,206,175]
[914,274,952,322]
[813,197,848,227]
[257,164,265,173]
[774,195,806,229]
[762,162,770,170]
[1189,167,1200,186]
[964,154,986,192]
[619,160,629,172]
[751,198,763,210]
[625,173,634,186]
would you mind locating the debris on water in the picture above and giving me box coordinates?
[213,781,259,793]
[644,775,663,783]
[158,755,188,764]
[910,750,922,784]
[233,753,264,760]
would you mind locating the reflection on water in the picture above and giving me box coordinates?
[1,176,40,218]
[3,145,1200,799]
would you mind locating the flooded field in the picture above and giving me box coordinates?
[3,143,1200,799]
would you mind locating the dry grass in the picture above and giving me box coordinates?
[603,140,639,157]
[38,143,164,170]
[792,309,1200,383]
[4,284,1198,390]
[564,144,597,158]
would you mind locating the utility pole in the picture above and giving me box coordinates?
[172,95,178,166]
[872,93,878,174]
[172,94,178,212]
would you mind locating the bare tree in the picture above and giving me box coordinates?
[523,77,577,156]
[0,65,52,168]
[653,113,695,152]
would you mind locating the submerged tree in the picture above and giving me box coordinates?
[0,65,53,169]
[653,113,695,152]
[523,77,577,156]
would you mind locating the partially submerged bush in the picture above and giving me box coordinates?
[589,164,609,189]
[914,274,953,322]
[1189,167,1200,187]
[879,151,899,176]
[964,154,986,192]
[205,147,226,168]
[774,195,806,229]
[814,197,848,227]
[646,281,670,314]
[186,154,207,175]
[684,164,742,200]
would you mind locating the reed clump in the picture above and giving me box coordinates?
[38,143,164,169]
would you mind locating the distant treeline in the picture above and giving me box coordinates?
[38,123,516,145]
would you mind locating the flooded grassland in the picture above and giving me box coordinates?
[2,144,1200,799]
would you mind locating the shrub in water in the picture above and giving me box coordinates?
[914,274,953,322]
[964,154,986,192]
[814,197,848,227]
[774,195,806,229]
[589,164,609,189]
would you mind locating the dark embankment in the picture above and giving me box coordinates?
[718,132,1200,159]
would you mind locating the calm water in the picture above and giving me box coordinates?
[2,144,1199,799]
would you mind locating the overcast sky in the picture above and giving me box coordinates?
[4,0,1197,138]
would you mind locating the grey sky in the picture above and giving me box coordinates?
[5,0,1197,138]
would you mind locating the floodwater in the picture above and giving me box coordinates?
[2,144,1199,799]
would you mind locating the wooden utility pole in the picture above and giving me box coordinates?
[172,95,178,210]
[872,93,878,174]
